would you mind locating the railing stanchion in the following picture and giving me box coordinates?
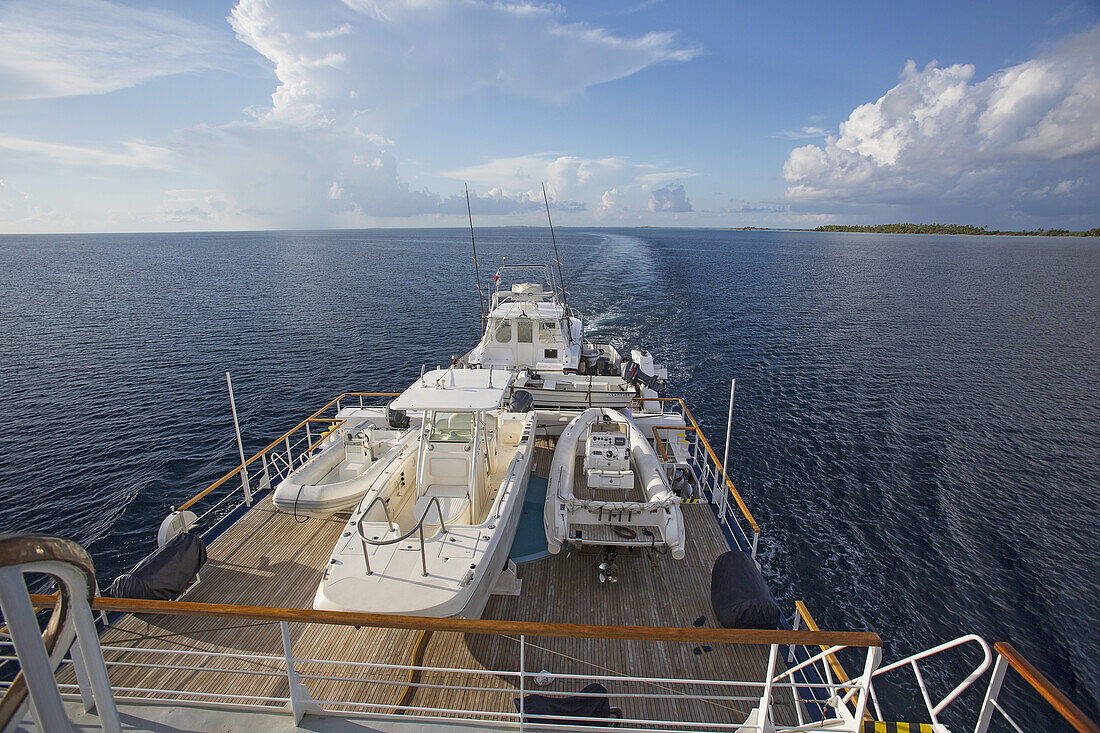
[974,654,1009,733]
[0,567,71,733]
[71,595,121,733]
[788,612,801,663]
[719,378,735,522]
[757,642,778,732]
[518,634,526,732]
[751,531,760,560]
[226,372,252,507]
[259,451,271,490]
[854,645,882,726]
[281,621,307,725]
[69,638,95,712]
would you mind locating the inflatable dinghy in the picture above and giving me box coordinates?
[544,407,685,559]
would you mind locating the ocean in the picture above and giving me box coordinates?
[1,227,1096,729]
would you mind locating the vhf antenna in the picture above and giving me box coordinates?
[466,183,487,334]
[542,182,568,316]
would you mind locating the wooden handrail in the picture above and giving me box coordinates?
[650,398,760,533]
[994,642,1099,733]
[796,600,872,722]
[177,392,400,511]
[650,424,697,463]
[28,594,880,648]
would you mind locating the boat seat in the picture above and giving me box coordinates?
[414,485,468,525]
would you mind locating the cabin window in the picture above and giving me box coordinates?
[429,412,474,442]
[539,320,559,343]
[517,319,533,343]
[494,319,512,342]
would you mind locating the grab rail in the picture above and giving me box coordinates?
[356,496,449,577]
[870,634,992,726]
[358,495,396,532]
[26,594,881,646]
[976,642,1100,733]
[177,392,400,512]
[647,397,761,558]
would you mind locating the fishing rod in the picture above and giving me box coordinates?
[466,183,487,334]
[541,182,569,317]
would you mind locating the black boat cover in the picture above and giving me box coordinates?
[710,550,781,629]
[106,532,206,600]
[514,683,613,726]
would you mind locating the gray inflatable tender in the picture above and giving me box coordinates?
[106,532,206,600]
[710,550,781,629]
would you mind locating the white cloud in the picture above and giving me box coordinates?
[647,182,692,212]
[444,153,692,211]
[229,0,697,127]
[0,0,224,100]
[783,25,1100,222]
[775,126,828,140]
[0,134,172,169]
[160,0,698,227]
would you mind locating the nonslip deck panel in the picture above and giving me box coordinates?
[62,442,802,728]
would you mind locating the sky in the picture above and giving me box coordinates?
[0,0,1098,233]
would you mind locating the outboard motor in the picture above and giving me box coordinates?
[386,404,410,429]
[509,389,534,413]
[621,360,661,392]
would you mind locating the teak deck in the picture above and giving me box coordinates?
[74,443,803,728]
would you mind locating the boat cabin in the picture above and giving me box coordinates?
[466,266,583,371]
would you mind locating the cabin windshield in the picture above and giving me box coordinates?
[428,411,475,442]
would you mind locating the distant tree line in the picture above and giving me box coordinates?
[814,223,1100,237]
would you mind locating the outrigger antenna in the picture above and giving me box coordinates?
[466,183,487,334]
[541,182,568,314]
[542,182,572,340]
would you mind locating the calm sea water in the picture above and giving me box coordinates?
[1,228,1097,728]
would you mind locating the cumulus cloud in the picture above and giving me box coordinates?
[0,0,224,100]
[783,25,1100,223]
[647,182,692,212]
[163,0,697,226]
[230,0,697,125]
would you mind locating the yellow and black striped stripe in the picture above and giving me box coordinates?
[863,722,936,733]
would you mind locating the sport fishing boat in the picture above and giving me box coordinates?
[544,407,686,561]
[0,260,1094,733]
[313,368,536,619]
[462,264,667,410]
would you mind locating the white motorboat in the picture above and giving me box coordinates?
[544,407,686,559]
[314,368,536,618]
[462,264,667,409]
[272,408,420,517]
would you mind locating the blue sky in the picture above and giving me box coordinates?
[0,0,1097,232]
